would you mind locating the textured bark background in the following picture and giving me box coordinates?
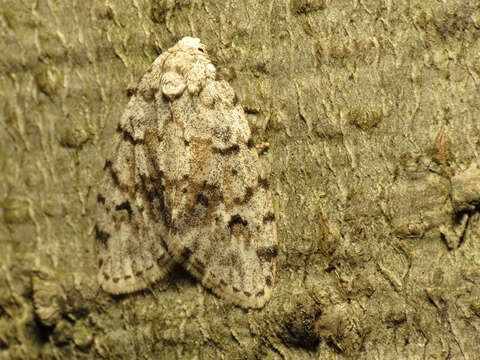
[1,0,480,359]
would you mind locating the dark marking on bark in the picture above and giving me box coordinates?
[243,291,252,297]
[247,138,255,148]
[98,258,103,268]
[256,290,265,298]
[184,140,189,146]
[232,286,240,293]
[135,271,143,277]
[113,277,119,283]
[104,160,112,171]
[213,144,240,155]
[231,169,238,176]
[266,276,272,287]
[228,214,248,228]
[97,194,106,204]
[103,273,110,280]
[124,275,132,280]
[263,212,275,223]
[220,279,227,287]
[256,245,278,262]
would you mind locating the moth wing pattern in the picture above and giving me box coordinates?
[156,38,278,308]
[96,61,174,294]
[96,37,277,308]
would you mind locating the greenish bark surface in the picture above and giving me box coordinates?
[1,0,480,359]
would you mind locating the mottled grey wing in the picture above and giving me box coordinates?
[159,79,278,309]
[96,74,173,294]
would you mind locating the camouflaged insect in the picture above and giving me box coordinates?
[95,37,277,309]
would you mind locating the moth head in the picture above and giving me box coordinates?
[161,71,186,99]
[178,37,207,56]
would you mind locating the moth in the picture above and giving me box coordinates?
[95,37,277,309]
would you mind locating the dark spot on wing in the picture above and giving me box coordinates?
[244,187,254,203]
[117,124,145,145]
[263,212,275,223]
[258,176,269,189]
[266,276,272,287]
[140,87,155,102]
[104,160,120,187]
[103,160,112,170]
[95,225,110,246]
[196,194,209,207]
[157,254,166,265]
[244,106,260,114]
[115,201,133,219]
[213,144,240,155]
[202,181,218,192]
[164,210,171,227]
[125,86,137,97]
[111,170,120,186]
[256,290,265,298]
[97,194,106,204]
[228,214,248,228]
[179,247,192,261]
[192,257,206,276]
[256,245,278,262]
